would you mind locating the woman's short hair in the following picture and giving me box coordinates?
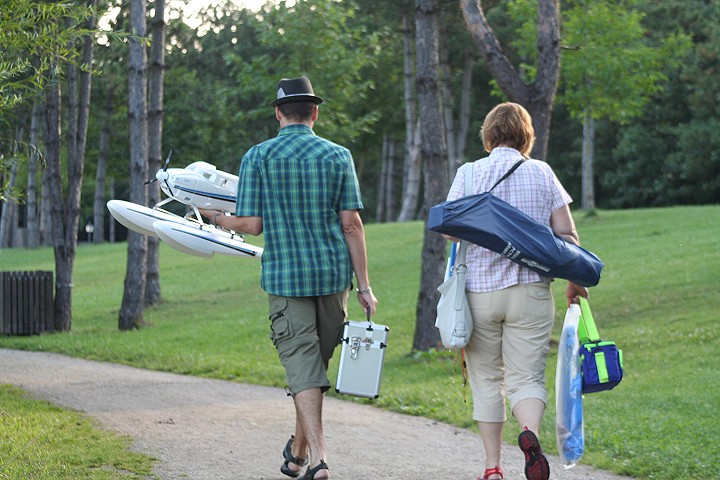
[481,102,535,156]
[278,101,316,121]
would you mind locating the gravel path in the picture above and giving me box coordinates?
[0,349,632,480]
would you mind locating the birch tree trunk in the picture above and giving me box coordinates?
[44,6,95,332]
[27,103,41,248]
[439,40,456,178]
[40,158,52,246]
[385,139,396,221]
[42,72,69,330]
[413,0,446,351]
[43,66,85,331]
[440,45,474,181]
[0,136,20,248]
[108,177,116,243]
[397,12,422,222]
[581,109,596,211]
[455,49,473,169]
[145,0,166,306]
[376,135,389,222]
[0,121,23,247]
[460,0,560,160]
[93,87,114,244]
[119,0,149,330]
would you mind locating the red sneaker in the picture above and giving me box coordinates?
[518,428,550,480]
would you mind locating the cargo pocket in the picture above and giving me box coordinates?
[526,283,551,305]
[523,283,554,326]
[270,316,293,348]
[269,297,291,348]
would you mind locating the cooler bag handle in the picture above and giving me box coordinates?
[577,297,601,344]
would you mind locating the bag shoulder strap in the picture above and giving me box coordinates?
[488,160,524,192]
[578,297,601,344]
[454,162,474,265]
[464,162,474,196]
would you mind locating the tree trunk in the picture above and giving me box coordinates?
[440,44,474,181]
[385,139,396,221]
[0,138,20,248]
[412,0,446,351]
[119,0,149,330]
[455,48,473,168]
[145,0,166,306]
[460,0,560,160]
[108,176,116,243]
[42,71,73,331]
[397,12,422,222]
[93,88,114,244]
[27,103,41,249]
[376,135,389,222]
[0,167,18,248]
[439,38,457,179]
[44,7,96,332]
[39,157,52,246]
[581,109,596,211]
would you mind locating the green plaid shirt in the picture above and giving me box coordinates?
[235,124,364,297]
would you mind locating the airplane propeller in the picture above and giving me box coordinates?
[144,150,173,185]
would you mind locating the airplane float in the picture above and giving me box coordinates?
[107,155,263,259]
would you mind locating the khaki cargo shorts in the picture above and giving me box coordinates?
[268,290,349,395]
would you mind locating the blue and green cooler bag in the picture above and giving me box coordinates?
[577,298,624,394]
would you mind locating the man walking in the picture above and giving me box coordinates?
[201,76,377,480]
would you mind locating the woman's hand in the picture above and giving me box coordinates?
[566,281,589,306]
[442,234,461,243]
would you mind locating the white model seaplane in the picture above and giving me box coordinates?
[107,156,263,259]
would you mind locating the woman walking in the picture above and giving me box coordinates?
[442,102,588,480]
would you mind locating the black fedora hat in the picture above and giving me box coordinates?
[270,76,324,107]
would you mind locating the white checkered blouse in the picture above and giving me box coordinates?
[446,147,573,293]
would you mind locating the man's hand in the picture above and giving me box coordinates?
[356,289,378,316]
[198,209,263,236]
[198,208,221,221]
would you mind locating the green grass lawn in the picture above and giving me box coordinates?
[1,205,718,479]
[0,385,155,479]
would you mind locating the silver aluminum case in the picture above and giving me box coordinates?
[335,320,389,399]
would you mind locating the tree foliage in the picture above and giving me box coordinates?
[0,1,97,118]
[593,0,720,207]
[3,0,719,352]
[226,0,383,147]
[4,0,719,238]
[560,0,691,123]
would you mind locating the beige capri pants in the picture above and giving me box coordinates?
[464,281,555,423]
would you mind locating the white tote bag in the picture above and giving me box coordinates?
[435,241,473,349]
[435,163,474,350]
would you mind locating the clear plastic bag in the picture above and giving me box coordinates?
[555,304,584,467]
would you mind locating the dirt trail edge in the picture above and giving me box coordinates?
[0,349,631,480]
